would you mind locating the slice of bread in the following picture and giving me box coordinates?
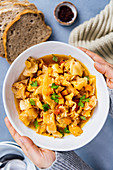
[0,0,28,2]
[0,3,37,57]
[0,0,36,9]
[3,9,52,64]
[0,2,37,10]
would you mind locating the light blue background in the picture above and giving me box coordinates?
[0,0,112,170]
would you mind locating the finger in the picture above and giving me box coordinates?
[5,117,55,169]
[106,78,113,89]
[20,137,56,168]
[77,47,107,64]
[5,117,29,158]
[94,62,113,79]
[5,117,21,145]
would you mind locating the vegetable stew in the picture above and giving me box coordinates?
[12,54,97,138]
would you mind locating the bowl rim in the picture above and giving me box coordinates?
[54,1,77,25]
[3,41,109,151]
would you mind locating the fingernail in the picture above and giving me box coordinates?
[4,117,8,122]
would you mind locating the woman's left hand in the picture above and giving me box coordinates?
[78,47,113,89]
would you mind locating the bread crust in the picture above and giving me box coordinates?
[0,2,38,57]
[0,1,37,11]
[0,0,28,3]
[3,9,52,64]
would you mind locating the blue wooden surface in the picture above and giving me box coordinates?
[0,0,112,169]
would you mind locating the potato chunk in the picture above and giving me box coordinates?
[57,117,72,128]
[23,57,38,76]
[70,60,83,77]
[53,131,63,138]
[72,77,87,90]
[12,81,27,99]
[19,108,38,126]
[43,112,56,133]
[69,124,83,137]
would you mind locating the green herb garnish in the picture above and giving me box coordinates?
[42,104,50,112]
[64,127,70,133]
[51,83,59,89]
[29,98,35,106]
[80,95,86,100]
[78,101,84,107]
[80,95,90,102]
[78,95,90,107]
[34,120,38,129]
[82,98,90,102]
[51,93,59,103]
[80,116,86,121]
[30,80,38,87]
[85,76,89,81]
[52,54,58,62]
[59,130,64,136]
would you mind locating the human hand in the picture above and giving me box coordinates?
[4,117,56,169]
[78,47,113,89]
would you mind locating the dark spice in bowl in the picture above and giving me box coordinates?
[58,5,74,22]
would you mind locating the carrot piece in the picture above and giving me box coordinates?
[58,93,64,104]
[59,98,64,104]
[61,90,68,96]
[48,67,53,74]
[46,87,53,96]
[26,92,30,97]
[64,118,72,125]
[54,108,61,115]
[85,85,93,91]
[59,59,65,65]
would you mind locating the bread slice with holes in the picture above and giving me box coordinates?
[0,0,28,3]
[0,0,36,10]
[3,10,52,63]
[0,2,37,57]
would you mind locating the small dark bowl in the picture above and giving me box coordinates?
[54,1,77,26]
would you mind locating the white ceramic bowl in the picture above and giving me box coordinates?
[3,41,109,151]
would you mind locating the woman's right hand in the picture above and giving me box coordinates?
[78,47,113,89]
[4,117,56,169]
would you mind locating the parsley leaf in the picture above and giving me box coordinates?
[30,80,38,87]
[34,120,38,129]
[29,98,35,106]
[59,130,64,136]
[80,116,86,120]
[82,98,90,102]
[52,54,58,62]
[51,83,59,89]
[51,93,59,103]
[85,76,90,81]
[78,101,84,107]
[64,127,70,133]
[78,95,90,107]
[80,95,86,100]
[42,104,50,112]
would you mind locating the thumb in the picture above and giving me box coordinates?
[19,136,44,168]
[20,136,42,160]
[20,136,55,169]
[94,62,113,79]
